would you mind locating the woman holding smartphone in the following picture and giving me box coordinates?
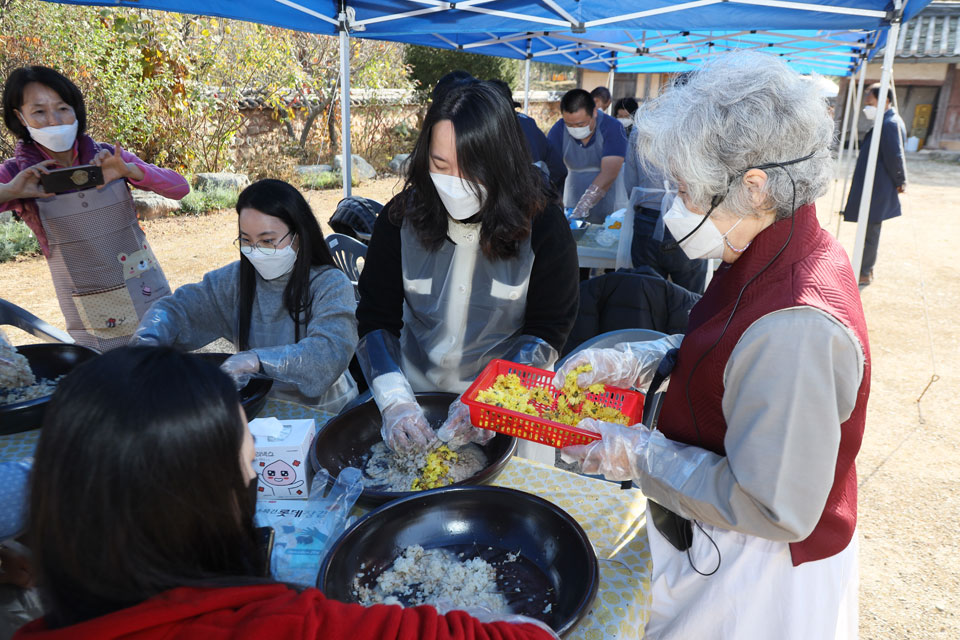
[0,66,188,351]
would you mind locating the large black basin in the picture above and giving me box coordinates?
[0,343,99,435]
[320,485,599,636]
[310,392,517,508]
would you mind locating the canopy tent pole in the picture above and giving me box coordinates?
[523,55,532,114]
[830,69,857,231]
[606,59,615,113]
[851,17,901,278]
[837,59,868,236]
[339,14,353,198]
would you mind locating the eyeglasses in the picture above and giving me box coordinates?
[233,230,295,256]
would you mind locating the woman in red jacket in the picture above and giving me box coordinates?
[14,347,555,640]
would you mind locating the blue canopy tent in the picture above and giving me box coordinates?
[42,0,933,275]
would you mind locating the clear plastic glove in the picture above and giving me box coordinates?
[437,397,494,449]
[129,306,177,347]
[381,401,438,452]
[433,601,559,639]
[570,183,606,220]
[500,334,559,370]
[561,418,652,482]
[221,351,261,389]
[553,334,683,391]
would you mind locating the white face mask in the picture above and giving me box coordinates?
[566,124,593,140]
[862,105,878,121]
[662,197,748,260]
[241,242,298,280]
[26,121,78,153]
[430,172,486,221]
[617,117,633,129]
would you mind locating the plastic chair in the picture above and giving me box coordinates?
[0,298,73,344]
[325,233,367,299]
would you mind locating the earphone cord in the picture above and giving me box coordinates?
[680,166,800,577]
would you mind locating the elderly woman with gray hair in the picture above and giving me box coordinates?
[558,52,869,639]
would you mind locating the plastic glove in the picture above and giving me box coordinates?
[221,351,261,389]
[500,334,559,370]
[561,418,652,482]
[553,334,683,392]
[570,183,606,220]
[437,397,494,449]
[381,401,437,452]
[129,306,177,347]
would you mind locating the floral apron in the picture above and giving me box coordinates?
[36,179,171,351]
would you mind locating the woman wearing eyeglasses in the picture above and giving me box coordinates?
[129,179,358,412]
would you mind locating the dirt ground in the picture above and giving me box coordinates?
[2,159,958,638]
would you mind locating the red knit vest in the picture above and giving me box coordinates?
[657,204,870,566]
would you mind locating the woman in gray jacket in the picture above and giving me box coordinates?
[130,179,358,411]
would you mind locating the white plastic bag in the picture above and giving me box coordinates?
[257,466,364,587]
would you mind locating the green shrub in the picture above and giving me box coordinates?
[0,221,41,263]
[299,172,359,191]
[177,188,239,215]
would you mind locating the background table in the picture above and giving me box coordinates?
[575,208,634,271]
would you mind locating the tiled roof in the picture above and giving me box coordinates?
[895,1,960,59]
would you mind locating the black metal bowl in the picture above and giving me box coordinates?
[310,392,517,508]
[0,343,99,435]
[193,352,272,421]
[319,485,599,636]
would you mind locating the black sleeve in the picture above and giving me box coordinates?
[523,203,580,352]
[356,198,404,339]
[878,117,906,188]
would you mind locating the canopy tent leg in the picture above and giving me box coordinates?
[606,63,615,114]
[524,55,531,115]
[830,68,856,234]
[339,23,353,198]
[851,18,901,278]
[837,60,868,237]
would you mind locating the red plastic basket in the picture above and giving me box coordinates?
[462,359,644,448]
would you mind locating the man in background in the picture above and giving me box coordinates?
[843,83,907,287]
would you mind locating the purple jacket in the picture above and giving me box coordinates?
[0,136,189,256]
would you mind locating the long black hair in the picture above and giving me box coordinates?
[30,347,262,628]
[235,179,336,349]
[2,66,87,142]
[395,81,547,260]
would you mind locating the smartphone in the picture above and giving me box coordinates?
[254,526,275,577]
[39,164,104,194]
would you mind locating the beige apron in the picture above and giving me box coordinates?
[36,179,171,351]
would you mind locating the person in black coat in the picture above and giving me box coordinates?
[842,83,907,286]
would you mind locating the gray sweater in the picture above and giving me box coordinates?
[134,261,358,405]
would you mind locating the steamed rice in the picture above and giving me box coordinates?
[353,544,510,613]
[363,442,486,491]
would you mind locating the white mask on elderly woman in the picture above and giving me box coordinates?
[662,197,748,260]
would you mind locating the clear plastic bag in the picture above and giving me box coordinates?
[256,466,364,587]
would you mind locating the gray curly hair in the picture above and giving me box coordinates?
[633,52,835,219]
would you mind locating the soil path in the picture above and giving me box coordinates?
[1,161,958,638]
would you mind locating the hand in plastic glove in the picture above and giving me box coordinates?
[221,351,261,389]
[381,402,438,452]
[553,335,683,392]
[127,333,160,347]
[570,183,606,220]
[561,418,651,482]
[437,397,494,449]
